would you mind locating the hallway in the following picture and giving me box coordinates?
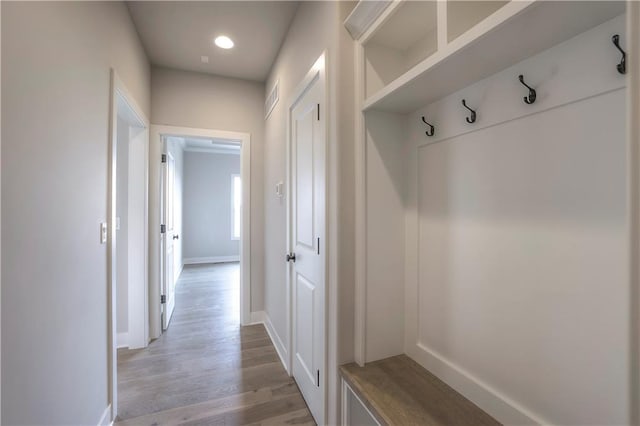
[116,263,314,425]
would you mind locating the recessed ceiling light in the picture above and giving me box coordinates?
[214,35,234,49]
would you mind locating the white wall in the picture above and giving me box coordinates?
[183,152,240,261]
[151,67,264,311]
[1,2,150,424]
[263,2,356,423]
[116,117,130,336]
[364,110,407,362]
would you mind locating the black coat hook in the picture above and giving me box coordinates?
[421,116,435,137]
[518,75,536,104]
[612,34,626,75]
[462,99,476,124]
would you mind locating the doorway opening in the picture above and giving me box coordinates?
[149,126,251,339]
[107,70,149,422]
[161,136,244,329]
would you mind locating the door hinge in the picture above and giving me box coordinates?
[160,224,166,234]
[161,294,166,304]
[317,237,320,255]
[161,154,167,163]
[317,103,320,121]
[317,369,320,387]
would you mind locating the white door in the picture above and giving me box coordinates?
[289,71,325,424]
[162,150,177,330]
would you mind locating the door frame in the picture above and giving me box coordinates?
[149,124,252,339]
[286,52,329,425]
[107,69,149,422]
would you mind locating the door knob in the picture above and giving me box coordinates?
[286,252,296,263]
[173,234,179,240]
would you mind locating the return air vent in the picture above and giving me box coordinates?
[265,80,279,119]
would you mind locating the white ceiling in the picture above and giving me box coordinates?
[126,1,299,82]
[167,136,241,155]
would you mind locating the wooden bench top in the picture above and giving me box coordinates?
[340,355,501,426]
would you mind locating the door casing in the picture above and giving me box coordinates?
[107,69,149,422]
[148,125,252,339]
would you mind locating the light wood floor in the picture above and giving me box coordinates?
[116,262,314,426]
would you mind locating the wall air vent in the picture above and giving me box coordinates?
[265,80,279,120]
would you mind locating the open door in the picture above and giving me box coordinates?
[288,55,326,425]
[161,145,177,330]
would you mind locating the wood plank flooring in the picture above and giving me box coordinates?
[116,263,314,426]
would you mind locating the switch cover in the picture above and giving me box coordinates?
[100,222,107,244]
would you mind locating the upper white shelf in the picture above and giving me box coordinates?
[362,1,626,114]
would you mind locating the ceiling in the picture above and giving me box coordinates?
[167,136,241,154]
[126,1,299,82]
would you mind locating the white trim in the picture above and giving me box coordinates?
[408,343,541,424]
[126,119,150,351]
[358,0,404,45]
[249,310,265,325]
[436,0,448,52]
[150,125,252,331]
[108,69,149,423]
[250,310,288,373]
[183,256,240,265]
[341,379,349,426]
[341,380,381,426]
[627,2,640,425]
[231,173,241,241]
[343,0,392,41]
[184,147,241,155]
[116,332,129,349]
[263,312,289,373]
[97,404,112,426]
[0,3,3,419]
[353,39,366,368]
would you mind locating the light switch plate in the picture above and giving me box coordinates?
[275,181,284,198]
[100,222,107,244]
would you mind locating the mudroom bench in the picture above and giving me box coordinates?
[340,355,500,426]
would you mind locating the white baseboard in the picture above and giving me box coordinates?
[408,343,542,425]
[183,255,240,265]
[260,312,289,373]
[249,310,265,324]
[97,404,112,426]
[116,332,129,349]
